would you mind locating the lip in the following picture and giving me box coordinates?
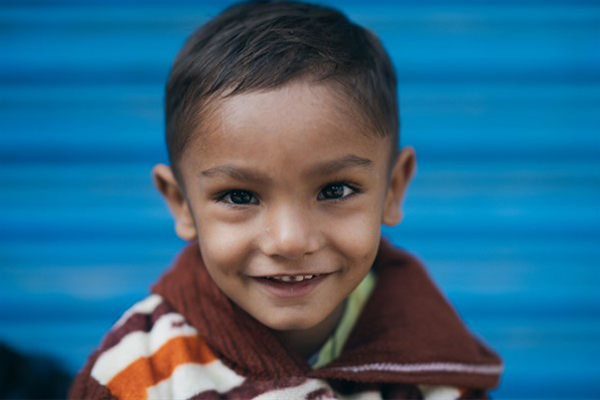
[252,273,330,298]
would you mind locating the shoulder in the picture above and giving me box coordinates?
[69,294,245,400]
[375,240,425,270]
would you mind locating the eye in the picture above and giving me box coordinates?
[318,183,356,201]
[220,190,258,205]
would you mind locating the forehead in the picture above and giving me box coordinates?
[181,81,391,175]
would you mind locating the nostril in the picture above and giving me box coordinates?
[260,207,319,259]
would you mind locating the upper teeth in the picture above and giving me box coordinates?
[271,274,318,282]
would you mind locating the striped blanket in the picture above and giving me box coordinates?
[69,241,502,399]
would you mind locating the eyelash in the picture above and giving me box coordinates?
[214,181,361,206]
[318,181,361,202]
[215,189,259,206]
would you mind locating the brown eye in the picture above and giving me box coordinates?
[318,183,352,200]
[223,190,257,205]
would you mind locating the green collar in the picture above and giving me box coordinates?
[310,271,377,369]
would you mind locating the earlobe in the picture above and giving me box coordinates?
[152,164,197,241]
[382,146,416,226]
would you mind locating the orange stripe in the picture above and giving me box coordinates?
[107,335,218,400]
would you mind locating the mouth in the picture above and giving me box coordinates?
[253,273,329,298]
[263,274,321,282]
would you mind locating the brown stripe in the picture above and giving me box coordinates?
[190,377,308,400]
[458,387,488,400]
[99,301,173,352]
[107,335,218,400]
[186,389,223,400]
[68,348,118,400]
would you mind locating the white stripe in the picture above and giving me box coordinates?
[146,361,245,400]
[92,312,198,384]
[418,385,461,400]
[252,379,334,400]
[333,362,503,375]
[113,294,163,329]
[341,390,383,400]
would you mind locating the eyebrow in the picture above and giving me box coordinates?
[200,165,269,183]
[307,154,373,176]
[200,154,373,182]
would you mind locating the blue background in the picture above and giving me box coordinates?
[1,0,599,398]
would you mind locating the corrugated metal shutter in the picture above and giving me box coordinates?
[1,1,598,398]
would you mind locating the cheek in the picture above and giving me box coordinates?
[329,209,382,267]
[195,214,255,276]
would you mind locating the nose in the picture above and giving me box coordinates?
[260,202,319,260]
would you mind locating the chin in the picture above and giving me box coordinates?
[259,312,321,332]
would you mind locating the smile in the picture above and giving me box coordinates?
[266,274,321,282]
[254,273,330,298]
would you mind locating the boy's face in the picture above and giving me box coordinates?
[154,81,415,333]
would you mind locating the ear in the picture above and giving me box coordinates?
[152,164,197,241]
[382,146,416,226]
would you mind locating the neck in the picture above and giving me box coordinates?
[273,301,346,360]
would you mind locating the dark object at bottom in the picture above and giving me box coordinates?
[0,341,72,400]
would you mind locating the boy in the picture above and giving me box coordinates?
[69,1,502,399]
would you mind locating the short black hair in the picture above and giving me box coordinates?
[166,0,399,181]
